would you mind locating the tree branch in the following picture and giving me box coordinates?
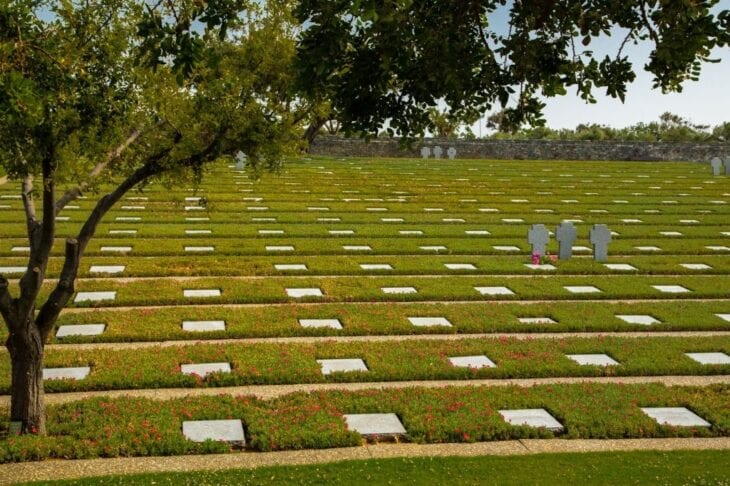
[0,276,17,329]
[55,125,152,214]
[21,175,38,241]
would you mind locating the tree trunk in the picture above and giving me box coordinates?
[6,323,46,435]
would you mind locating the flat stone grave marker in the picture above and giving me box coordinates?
[680,219,699,224]
[253,217,276,222]
[185,206,206,211]
[266,245,294,252]
[109,230,137,235]
[185,217,209,222]
[502,218,524,223]
[343,245,372,251]
[447,147,457,160]
[182,320,226,332]
[635,246,661,252]
[181,362,231,377]
[556,221,577,260]
[433,146,443,159]
[182,419,245,444]
[420,146,431,159]
[74,291,116,303]
[101,246,132,253]
[382,287,417,294]
[685,352,730,365]
[465,230,490,235]
[329,230,355,235]
[527,224,549,256]
[317,358,368,375]
[475,286,514,296]
[518,317,556,324]
[0,266,26,274]
[184,289,221,298]
[589,224,612,262]
[525,264,556,271]
[499,409,563,431]
[299,318,343,329]
[360,264,393,270]
[443,218,465,223]
[680,263,711,270]
[448,355,495,369]
[89,265,126,274]
[275,264,308,271]
[308,207,330,211]
[420,245,447,251]
[186,230,212,235]
[116,216,141,221]
[572,246,591,253]
[564,286,601,294]
[604,264,637,271]
[408,317,452,327]
[641,407,711,427]
[43,367,91,380]
[710,157,723,176]
[445,263,476,270]
[706,245,730,251]
[11,246,30,252]
[56,324,106,338]
[259,230,284,235]
[400,230,423,235]
[121,205,145,211]
[494,245,520,252]
[286,288,323,298]
[424,208,444,212]
[185,246,214,252]
[382,218,405,222]
[343,413,407,436]
[616,315,660,325]
[479,208,499,213]
[566,354,619,366]
[55,216,70,222]
[652,285,691,293]
[621,219,643,223]
[366,207,387,212]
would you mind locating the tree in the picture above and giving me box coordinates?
[294,0,729,137]
[0,0,300,434]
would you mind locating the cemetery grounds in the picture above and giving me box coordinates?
[0,157,729,483]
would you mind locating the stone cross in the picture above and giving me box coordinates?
[527,224,550,256]
[420,146,431,159]
[433,146,443,159]
[555,221,577,260]
[447,147,457,160]
[710,157,722,176]
[589,224,612,262]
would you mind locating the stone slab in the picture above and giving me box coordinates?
[109,230,137,235]
[465,230,490,235]
[445,263,476,270]
[116,217,141,221]
[635,246,662,252]
[0,266,26,274]
[343,413,406,436]
[181,362,231,377]
[185,246,215,252]
[641,407,711,427]
[604,264,637,271]
[518,317,556,324]
[475,286,514,296]
[680,263,711,270]
[100,246,132,252]
[266,246,294,251]
[448,355,496,369]
[408,317,452,327]
[524,264,556,270]
[275,264,308,271]
[564,286,601,294]
[184,289,221,298]
[420,246,447,251]
[182,321,226,332]
[317,358,368,375]
[299,319,343,329]
[89,265,126,274]
[566,354,619,366]
[74,291,116,303]
[11,247,30,252]
[685,352,730,365]
[382,287,417,294]
[652,285,691,293]
[715,314,730,322]
[399,230,423,235]
[286,288,323,298]
[499,409,563,431]
[182,419,245,443]
[343,245,372,251]
[56,324,106,338]
[616,315,660,325]
[493,246,521,252]
[360,264,393,270]
[43,367,91,380]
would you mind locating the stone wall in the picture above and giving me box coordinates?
[309,136,729,162]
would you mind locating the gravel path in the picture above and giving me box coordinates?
[43,330,730,351]
[0,437,727,484]
[1,375,727,407]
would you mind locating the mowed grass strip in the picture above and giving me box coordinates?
[0,336,727,394]
[0,383,728,462]
[35,450,730,486]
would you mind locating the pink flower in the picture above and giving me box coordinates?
[532,253,540,265]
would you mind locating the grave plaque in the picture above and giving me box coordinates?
[710,157,723,176]
[433,146,443,159]
[556,221,577,260]
[420,146,431,159]
[589,224,612,262]
[447,147,457,160]
[527,224,549,256]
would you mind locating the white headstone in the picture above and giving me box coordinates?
[641,407,710,427]
[183,419,245,443]
[343,413,406,436]
[318,359,368,375]
[475,286,514,296]
[408,317,452,327]
[685,352,730,365]
[652,285,690,293]
[56,324,106,338]
[564,286,601,294]
[181,362,231,377]
[616,315,660,325]
[299,318,343,329]
[74,291,116,303]
[448,355,495,368]
[566,354,619,366]
[286,288,323,298]
[275,264,308,271]
[382,287,417,294]
[499,409,563,431]
[184,289,221,298]
[43,367,91,380]
[447,147,457,160]
[182,321,226,332]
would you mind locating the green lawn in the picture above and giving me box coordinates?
[29,450,730,485]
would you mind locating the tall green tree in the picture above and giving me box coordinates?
[0,0,300,434]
